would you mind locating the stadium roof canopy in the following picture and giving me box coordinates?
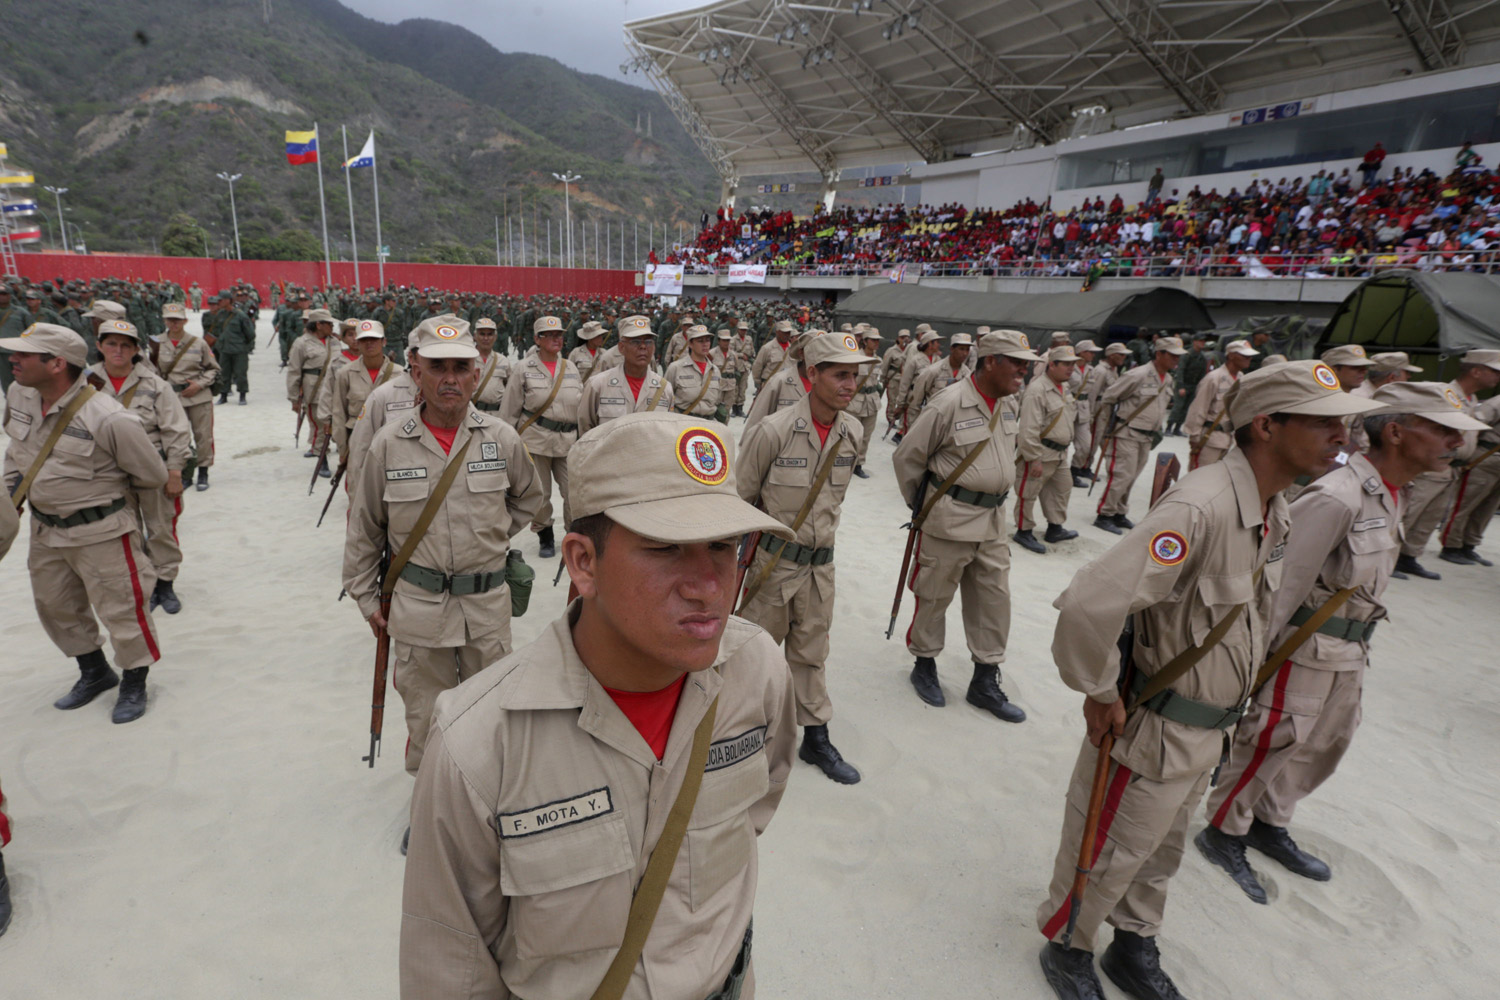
[622,0,1500,183]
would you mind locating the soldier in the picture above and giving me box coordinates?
[399,411,793,997]
[1078,343,1131,483]
[1397,349,1500,579]
[1093,336,1186,535]
[1320,344,1375,455]
[729,319,754,415]
[1,284,35,393]
[568,321,608,384]
[188,281,203,311]
[373,291,405,361]
[1184,339,1260,469]
[0,473,15,936]
[750,318,794,389]
[892,329,944,438]
[1036,361,1381,1000]
[1438,365,1500,567]
[880,329,913,430]
[470,318,510,413]
[577,315,674,435]
[893,330,1041,722]
[89,319,194,615]
[663,314,696,364]
[347,342,423,489]
[711,329,749,422]
[3,324,171,724]
[206,293,256,405]
[1015,344,1081,554]
[1067,340,1101,487]
[846,328,886,478]
[743,331,814,432]
[344,319,542,800]
[499,315,584,560]
[737,331,877,783]
[666,325,723,421]
[1165,333,1210,436]
[325,320,402,474]
[82,298,128,364]
[904,332,973,422]
[1353,352,1421,397]
[286,308,341,464]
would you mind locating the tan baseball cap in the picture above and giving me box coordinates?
[915,323,934,333]
[97,318,142,343]
[0,322,90,367]
[917,330,942,347]
[687,324,713,340]
[354,319,386,340]
[1461,349,1500,371]
[1372,382,1488,430]
[1155,336,1188,356]
[83,299,127,321]
[162,302,187,320]
[949,333,975,348]
[736,319,750,330]
[976,330,1042,362]
[581,321,605,340]
[1226,340,1261,357]
[717,329,732,339]
[533,315,564,336]
[1227,360,1385,429]
[1262,353,1289,366]
[1104,342,1131,357]
[412,315,478,359]
[475,317,497,332]
[342,317,359,331]
[618,315,654,340]
[1049,330,1072,344]
[860,327,883,343]
[568,413,791,544]
[1322,343,1374,367]
[773,319,795,333]
[897,329,912,339]
[1075,339,1101,353]
[1046,345,1079,363]
[307,308,335,324]
[805,330,877,367]
[1369,351,1421,374]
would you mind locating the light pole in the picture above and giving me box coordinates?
[43,186,68,255]
[216,172,243,260]
[552,171,581,268]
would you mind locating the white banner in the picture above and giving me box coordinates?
[726,263,767,285]
[645,263,684,296]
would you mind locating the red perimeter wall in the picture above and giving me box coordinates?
[15,253,641,300]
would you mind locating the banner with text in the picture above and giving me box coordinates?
[727,263,768,285]
[645,263,685,296]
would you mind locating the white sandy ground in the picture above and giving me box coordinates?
[2,311,1498,999]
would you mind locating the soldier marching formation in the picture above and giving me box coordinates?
[2,273,1497,1000]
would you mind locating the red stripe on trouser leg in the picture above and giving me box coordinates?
[1211,660,1293,829]
[1017,463,1032,531]
[904,532,923,649]
[120,534,161,662]
[1040,762,1135,940]
[171,495,182,544]
[1440,470,1470,547]
[1096,439,1120,515]
[0,779,10,847]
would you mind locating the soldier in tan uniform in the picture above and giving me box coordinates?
[1184,339,1259,469]
[846,328,886,478]
[3,324,170,725]
[1014,345,1080,554]
[469,318,510,413]
[1197,381,1484,904]
[89,320,193,615]
[664,314,695,365]
[750,319,794,390]
[893,330,1041,722]
[325,320,402,472]
[880,329,912,432]
[344,320,543,790]
[1321,343,1375,456]
[1036,361,1381,1000]
[1438,388,1500,566]
[499,315,584,559]
[711,329,748,420]
[1067,340,1100,487]
[155,302,219,492]
[1093,336,1186,534]
[1397,350,1500,579]
[400,411,794,999]
[577,315,675,436]
[1352,352,1421,398]
[742,331,814,432]
[905,333,973,421]
[737,332,875,784]
[729,320,754,414]
[891,330,944,437]
[347,342,422,490]
[666,325,724,421]
[286,308,340,459]
[568,321,607,384]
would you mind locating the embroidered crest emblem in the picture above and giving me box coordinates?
[1313,363,1341,390]
[434,325,460,340]
[676,427,728,486]
[841,333,859,352]
[1149,530,1188,567]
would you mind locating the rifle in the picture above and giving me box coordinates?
[1087,410,1118,496]
[308,423,332,495]
[317,461,346,527]
[294,397,305,446]
[364,546,393,768]
[733,529,763,609]
[1149,453,1181,508]
[886,473,930,640]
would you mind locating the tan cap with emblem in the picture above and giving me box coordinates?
[533,315,564,336]
[1104,342,1131,357]
[949,333,975,347]
[354,319,386,340]
[1155,335,1188,356]
[1075,339,1101,353]
[976,329,1042,362]
[1369,351,1421,374]
[1372,381,1488,430]
[82,299,127,321]
[0,322,90,367]
[688,324,713,340]
[97,318,142,342]
[1046,345,1079,363]
[1461,348,1500,371]
[1228,360,1385,428]
[475,317,497,332]
[162,302,187,320]
[569,412,791,543]
[1225,339,1261,357]
[1321,343,1374,367]
[412,315,477,359]
[618,315,654,340]
[804,330,877,367]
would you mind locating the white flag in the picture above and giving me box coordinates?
[343,131,375,170]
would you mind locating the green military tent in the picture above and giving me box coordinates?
[1323,270,1500,356]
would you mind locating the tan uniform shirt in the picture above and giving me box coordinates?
[154,333,220,408]
[88,363,194,471]
[473,352,512,411]
[1100,362,1174,433]
[1051,448,1290,780]
[880,344,907,387]
[286,332,339,411]
[327,359,402,456]
[741,366,806,433]
[892,376,1020,542]
[3,376,168,548]
[665,331,689,364]
[1182,365,1238,453]
[1069,363,1096,423]
[567,344,604,385]
[400,609,795,1000]
[894,349,942,418]
[594,344,623,374]
[845,360,883,420]
[734,333,755,361]
[317,350,362,432]
[498,355,583,458]
[1017,373,1076,462]
[906,359,968,420]
[347,371,421,494]
[343,406,543,648]
[750,339,790,384]
[576,368,674,436]
[0,489,18,561]
[665,357,723,417]
[710,345,748,389]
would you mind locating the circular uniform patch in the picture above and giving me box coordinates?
[1018,333,1030,349]
[435,324,460,340]
[1312,363,1341,390]
[359,320,376,332]
[1149,530,1188,567]
[676,427,729,486]
[1444,386,1463,409]
[841,333,859,352]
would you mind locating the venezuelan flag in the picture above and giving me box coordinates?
[285,130,318,165]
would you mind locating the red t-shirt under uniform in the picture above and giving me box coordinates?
[604,674,687,761]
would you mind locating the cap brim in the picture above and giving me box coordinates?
[1279,394,1388,418]
[1401,364,1423,373]
[1001,349,1043,361]
[355,332,385,340]
[1415,410,1490,431]
[604,493,793,544]
[0,337,45,354]
[417,345,480,359]
[1162,347,1188,355]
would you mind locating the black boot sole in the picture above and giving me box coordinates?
[966,690,1026,723]
[54,673,120,710]
[1193,828,1267,903]
[1039,943,1106,1000]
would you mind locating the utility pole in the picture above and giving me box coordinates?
[43,185,69,255]
[551,171,581,268]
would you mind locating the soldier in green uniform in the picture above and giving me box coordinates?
[373,292,404,361]
[1167,333,1210,436]
[0,283,33,392]
[205,295,256,405]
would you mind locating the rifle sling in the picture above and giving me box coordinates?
[118,381,141,410]
[516,359,567,435]
[913,399,1005,529]
[380,433,475,598]
[1126,566,1265,712]
[645,377,668,413]
[1462,440,1500,472]
[1104,374,1168,443]
[473,354,499,400]
[160,336,198,380]
[11,386,97,507]
[739,438,844,608]
[1251,586,1358,695]
[676,363,715,414]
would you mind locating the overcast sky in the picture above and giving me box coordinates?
[341,0,690,83]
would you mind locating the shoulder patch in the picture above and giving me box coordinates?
[401,418,418,434]
[481,441,500,461]
[1361,476,1382,495]
[1148,530,1188,567]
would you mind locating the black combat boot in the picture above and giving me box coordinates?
[112,667,149,724]
[733,405,744,417]
[54,650,119,710]
[966,663,1025,722]
[909,656,944,706]
[1243,818,1331,881]
[196,467,209,492]
[317,457,332,478]
[1112,513,1135,530]
[537,526,556,559]
[1439,546,1475,565]
[151,579,182,615]
[1461,546,1494,567]
[1193,825,1267,903]
[303,448,317,459]
[1014,529,1047,554]
[1093,515,1123,535]
[798,725,860,784]
[1045,523,1079,543]
[0,851,11,938]
[891,431,902,445]
[1100,930,1185,1000]
[852,465,870,479]
[217,392,229,405]
[1394,553,1440,580]
[238,391,247,406]
[1071,468,1092,489]
[1039,942,1105,1000]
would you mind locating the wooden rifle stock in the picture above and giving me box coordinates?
[317,461,346,527]
[886,474,929,639]
[364,548,392,768]
[1087,411,1118,496]
[293,397,305,446]
[308,423,332,495]
[734,530,762,610]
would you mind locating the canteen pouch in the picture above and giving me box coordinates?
[506,548,536,618]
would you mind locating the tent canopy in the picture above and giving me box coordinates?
[1322,271,1500,357]
[835,284,1215,342]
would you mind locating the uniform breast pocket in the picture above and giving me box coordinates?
[767,459,811,491]
[383,476,432,535]
[466,469,509,495]
[687,753,770,911]
[1346,523,1398,575]
[51,433,96,481]
[1192,573,1253,646]
[500,812,636,959]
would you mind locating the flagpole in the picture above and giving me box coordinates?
[370,132,385,287]
[314,122,332,287]
[342,125,360,290]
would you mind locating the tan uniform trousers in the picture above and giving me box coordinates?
[1038,738,1210,952]
[856,410,879,467]
[185,402,215,468]
[135,488,184,581]
[1072,416,1093,472]
[1096,428,1153,519]
[732,370,748,407]
[1016,456,1071,532]
[1191,444,1228,470]
[30,530,161,669]
[528,453,570,532]
[394,627,510,775]
[1400,470,1456,557]
[1205,660,1363,836]
[1440,459,1500,550]
[739,561,835,727]
[905,531,1011,665]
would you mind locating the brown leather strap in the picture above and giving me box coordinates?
[1462,441,1500,472]
[675,362,716,414]
[1127,565,1265,711]
[913,400,1005,529]
[118,380,141,410]
[739,438,844,609]
[160,336,198,379]
[11,386,97,507]
[644,377,668,413]
[516,358,567,435]
[1252,586,1358,695]
[473,354,499,400]
[381,433,475,597]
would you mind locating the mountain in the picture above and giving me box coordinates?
[0,0,717,264]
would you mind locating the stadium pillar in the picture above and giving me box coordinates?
[720,181,736,212]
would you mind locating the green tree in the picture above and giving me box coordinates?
[161,212,208,257]
[242,229,324,261]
